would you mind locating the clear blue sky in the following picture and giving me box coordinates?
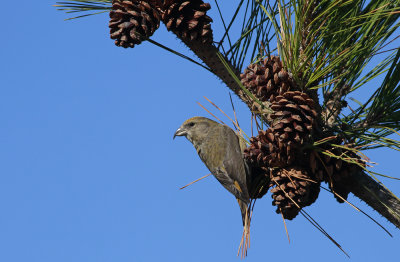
[1,1,399,261]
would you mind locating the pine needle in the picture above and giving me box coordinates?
[251,113,254,137]
[196,102,225,125]
[204,96,239,130]
[147,39,212,72]
[320,185,392,237]
[287,174,319,184]
[368,171,400,181]
[279,207,290,244]
[300,210,350,258]
[229,93,240,133]
[203,96,250,140]
[272,178,349,257]
[271,178,301,209]
[179,174,211,190]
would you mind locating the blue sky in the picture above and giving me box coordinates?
[1,1,399,261]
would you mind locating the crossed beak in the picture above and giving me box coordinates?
[173,127,187,139]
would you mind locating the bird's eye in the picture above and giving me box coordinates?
[188,122,195,127]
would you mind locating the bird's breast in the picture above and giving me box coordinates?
[195,142,223,173]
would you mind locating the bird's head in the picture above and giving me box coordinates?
[173,116,218,144]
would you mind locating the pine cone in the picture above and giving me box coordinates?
[240,55,295,102]
[309,146,364,203]
[147,0,165,9]
[244,91,317,169]
[161,0,213,44]
[270,167,320,220]
[270,91,317,145]
[244,129,290,168]
[109,0,160,48]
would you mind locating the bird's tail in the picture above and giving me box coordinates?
[237,199,251,258]
[238,199,250,226]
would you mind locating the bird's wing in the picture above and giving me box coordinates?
[213,167,249,204]
[221,127,250,202]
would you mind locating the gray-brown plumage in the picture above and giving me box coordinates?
[174,116,250,225]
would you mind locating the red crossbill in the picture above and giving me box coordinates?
[174,116,250,225]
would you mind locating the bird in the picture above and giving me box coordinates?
[173,116,250,226]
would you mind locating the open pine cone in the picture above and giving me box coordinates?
[242,54,324,219]
[161,0,213,44]
[310,147,364,203]
[240,55,295,102]
[109,0,161,48]
[269,167,320,220]
[270,91,317,145]
[245,90,317,168]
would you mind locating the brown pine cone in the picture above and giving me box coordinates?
[244,129,290,168]
[270,90,317,145]
[161,0,213,44]
[309,146,364,203]
[109,0,161,48]
[240,55,295,102]
[245,91,317,168]
[270,167,320,220]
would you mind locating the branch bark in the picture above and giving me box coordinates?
[321,82,352,129]
[348,170,400,228]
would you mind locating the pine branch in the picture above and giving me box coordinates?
[348,170,400,228]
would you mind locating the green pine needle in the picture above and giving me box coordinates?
[54,0,112,20]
